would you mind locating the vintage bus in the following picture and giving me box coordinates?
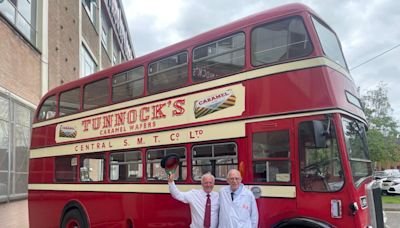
[28,3,383,228]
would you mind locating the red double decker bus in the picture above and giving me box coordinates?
[28,3,383,228]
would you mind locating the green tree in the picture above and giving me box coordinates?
[361,82,400,163]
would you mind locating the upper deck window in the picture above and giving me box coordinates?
[59,88,80,116]
[112,66,144,103]
[83,78,109,110]
[251,17,312,66]
[312,17,347,68]
[148,52,188,93]
[37,95,57,121]
[192,33,245,82]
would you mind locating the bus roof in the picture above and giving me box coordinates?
[41,3,316,100]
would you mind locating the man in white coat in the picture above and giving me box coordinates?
[218,169,258,228]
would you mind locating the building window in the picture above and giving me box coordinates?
[81,45,97,77]
[82,0,97,25]
[0,93,34,202]
[113,39,120,65]
[0,0,38,46]
[101,8,110,52]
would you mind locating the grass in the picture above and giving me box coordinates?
[382,195,400,204]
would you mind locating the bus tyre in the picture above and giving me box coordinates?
[61,209,86,228]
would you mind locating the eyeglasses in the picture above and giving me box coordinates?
[228,177,241,181]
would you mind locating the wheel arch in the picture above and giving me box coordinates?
[273,217,334,228]
[60,200,90,228]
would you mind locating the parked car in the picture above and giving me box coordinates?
[383,169,400,176]
[373,171,389,180]
[374,169,400,194]
[387,179,400,195]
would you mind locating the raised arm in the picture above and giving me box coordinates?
[168,173,190,203]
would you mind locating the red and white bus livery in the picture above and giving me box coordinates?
[29,3,383,228]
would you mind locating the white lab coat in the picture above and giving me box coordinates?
[218,184,258,228]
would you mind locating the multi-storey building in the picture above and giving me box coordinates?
[0,0,134,202]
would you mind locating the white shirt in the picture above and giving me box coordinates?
[169,181,219,228]
[218,184,258,228]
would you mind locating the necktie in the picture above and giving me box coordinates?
[204,194,211,228]
[231,192,234,201]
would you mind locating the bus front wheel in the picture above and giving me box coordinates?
[61,209,86,228]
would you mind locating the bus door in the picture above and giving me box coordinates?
[295,115,351,226]
[248,118,296,226]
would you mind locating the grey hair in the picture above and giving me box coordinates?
[227,169,241,178]
[201,172,215,183]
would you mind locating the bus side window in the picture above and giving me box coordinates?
[112,66,144,103]
[55,156,77,182]
[148,52,188,94]
[83,78,109,110]
[110,151,142,181]
[192,33,245,82]
[252,130,291,182]
[146,147,187,181]
[59,87,80,116]
[192,142,237,181]
[38,95,57,121]
[251,16,312,66]
[80,153,105,182]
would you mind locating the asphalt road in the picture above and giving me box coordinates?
[385,211,400,228]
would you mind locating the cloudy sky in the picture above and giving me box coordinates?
[121,0,400,121]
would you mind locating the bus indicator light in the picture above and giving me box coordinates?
[331,199,342,218]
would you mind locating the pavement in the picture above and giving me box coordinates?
[0,199,399,227]
[383,203,400,211]
[0,199,29,228]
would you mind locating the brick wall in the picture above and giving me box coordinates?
[0,18,41,105]
[48,0,80,90]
